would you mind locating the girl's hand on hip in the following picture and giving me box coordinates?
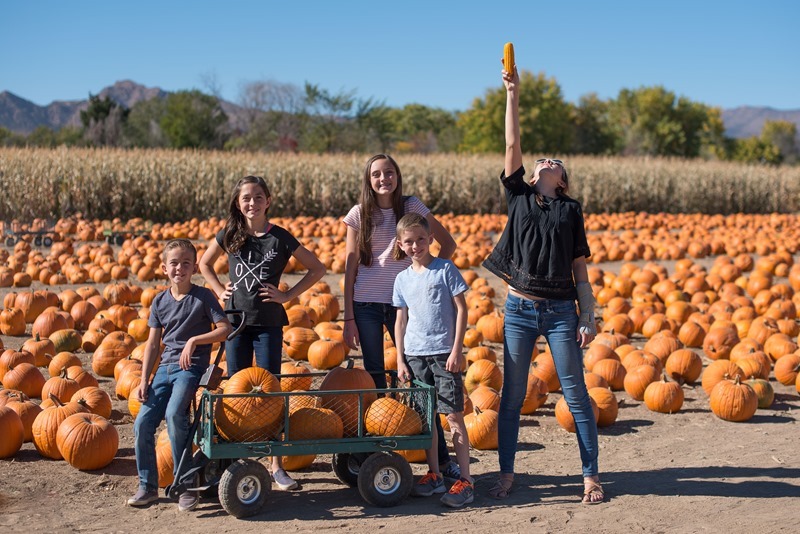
[259,283,289,304]
[577,326,595,348]
[219,282,233,301]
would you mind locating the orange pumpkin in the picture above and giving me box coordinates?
[319,360,377,438]
[56,412,119,470]
[215,367,284,442]
[0,406,25,458]
[364,397,422,437]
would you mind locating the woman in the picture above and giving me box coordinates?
[482,62,603,504]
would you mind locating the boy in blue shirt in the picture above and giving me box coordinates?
[392,213,473,508]
[128,239,232,512]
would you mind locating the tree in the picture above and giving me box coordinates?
[301,83,383,152]
[124,98,168,148]
[26,126,57,147]
[571,93,617,155]
[235,80,305,151]
[731,136,781,164]
[384,104,460,153]
[761,120,798,164]
[608,86,721,158]
[80,94,129,146]
[457,70,573,154]
[160,90,228,149]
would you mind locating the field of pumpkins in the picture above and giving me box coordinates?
[1,211,799,528]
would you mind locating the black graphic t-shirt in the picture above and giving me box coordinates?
[215,225,300,327]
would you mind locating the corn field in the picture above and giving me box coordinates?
[1,147,798,222]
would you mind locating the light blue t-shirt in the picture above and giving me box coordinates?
[392,257,469,356]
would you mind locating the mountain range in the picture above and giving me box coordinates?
[1,80,798,140]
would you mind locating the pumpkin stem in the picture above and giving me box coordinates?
[48,392,65,407]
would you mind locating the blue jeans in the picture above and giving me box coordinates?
[499,294,598,477]
[225,325,283,375]
[354,301,452,467]
[133,364,204,491]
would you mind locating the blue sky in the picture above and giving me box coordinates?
[2,0,798,111]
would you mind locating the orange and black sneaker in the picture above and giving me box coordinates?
[411,471,445,497]
[440,478,474,508]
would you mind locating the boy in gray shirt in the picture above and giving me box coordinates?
[392,213,473,508]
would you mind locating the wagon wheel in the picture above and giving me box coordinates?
[331,452,370,488]
[43,236,53,247]
[218,459,270,518]
[356,452,412,507]
[194,451,231,498]
[33,235,43,246]
[5,236,16,247]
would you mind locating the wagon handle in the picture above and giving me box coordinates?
[378,440,398,450]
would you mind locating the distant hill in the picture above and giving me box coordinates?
[720,106,800,140]
[0,80,247,134]
[1,81,798,139]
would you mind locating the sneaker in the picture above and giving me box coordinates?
[272,468,298,491]
[411,471,445,497]
[440,478,475,508]
[126,488,159,507]
[441,461,461,483]
[177,491,199,512]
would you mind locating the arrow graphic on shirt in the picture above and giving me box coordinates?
[231,250,277,292]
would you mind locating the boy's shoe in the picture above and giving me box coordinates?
[441,461,461,483]
[411,471,445,497]
[177,491,199,512]
[126,488,159,507]
[272,468,298,491]
[440,478,474,508]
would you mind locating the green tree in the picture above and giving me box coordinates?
[124,98,168,148]
[160,90,228,149]
[235,80,305,151]
[731,136,781,164]
[301,83,382,152]
[608,86,720,157]
[385,104,460,153]
[80,94,129,146]
[26,126,57,147]
[761,120,798,164]
[571,93,617,155]
[457,70,573,154]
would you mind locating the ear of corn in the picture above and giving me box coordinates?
[504,42,515,73]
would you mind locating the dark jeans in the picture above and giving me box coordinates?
[225,325,283,375]
[354,301,452,467]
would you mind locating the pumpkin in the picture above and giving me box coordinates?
[70,387,113,419]
[4,394,42,442]
[31,394,90,459]
[307,338,346,370]
[643,375,684,414]
[0,349,36,381]
[32,309,69,339]
[554,396,599,433]
[319,360,377,437]
[763,333,798,362]
[0,307,26,336]
[520,373,549,415]
[587,387,618,427]
[0,388,29,408]
[286,406,344,440]
[476,311,504,343]
[41,368,82,403]
[623,364,661,401]
[47,352,81,377]
[591,359,626,391]
[665,349,703,384]
[21,334,56,367]
[80,329,108,353]
[364,397,422,437]
[127,318,150,343]
[464,359,503,394]
[584,371,609,390]
[2,362,46,399]
[463,328,484,348]
[745,378,774,409]
[464,406,499,450]
[774,353,800,386]
[282,327,320,361]
[583,343,619,372]
[621,350,663,374]
[643,333,683,364]
[280,361,313,391]
[466,346,497,367]
[530,351,560,393]
[0,406,25,458]
[469,385,501,412]
[115,369,142,400]
[281,454,317,471]
[709,376,758,422]
[50,329,82,353]
[701,360,745,396]
[288,394,321,414]
[215,367,284,442]
[91,332,136,377]
[56,412,119,470]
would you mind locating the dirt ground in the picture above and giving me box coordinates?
[1,258,798,534]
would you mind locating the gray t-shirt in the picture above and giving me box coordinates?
[148,284,227,367]
[392,258,469,356]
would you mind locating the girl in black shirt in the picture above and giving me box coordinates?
[483,62,603,504]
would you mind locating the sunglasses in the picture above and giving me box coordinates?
[535,158,564,166]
